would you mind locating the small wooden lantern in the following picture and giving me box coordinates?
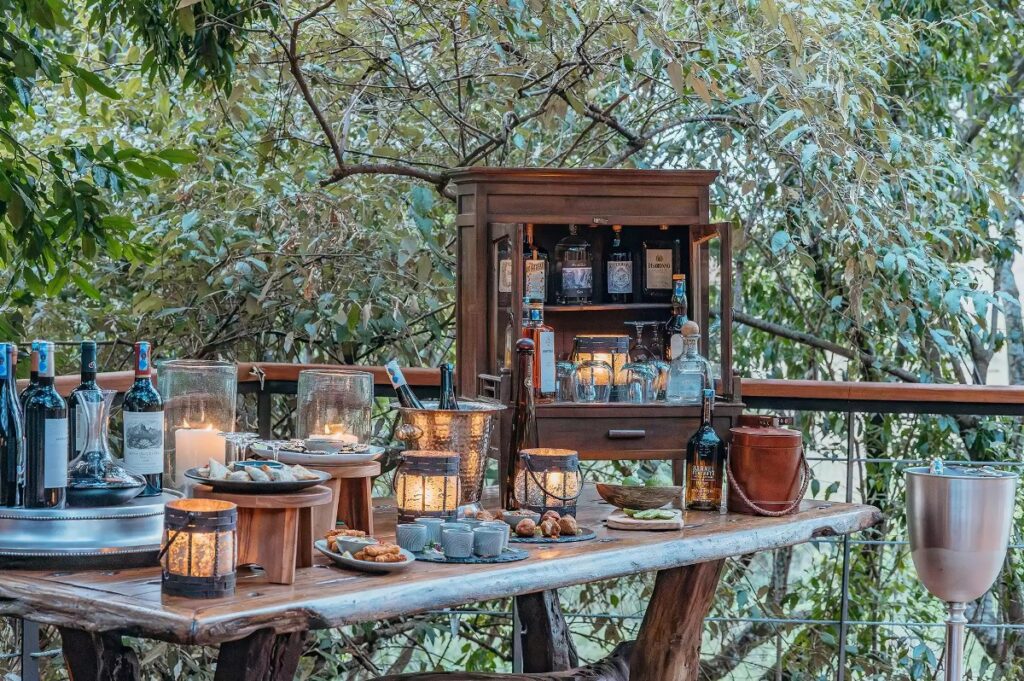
[395,450,461,523]
[514,448,584,516]
[161,499,237,598]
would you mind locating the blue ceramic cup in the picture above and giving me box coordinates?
[473,526,505,558]
[396,523,427,553]
[480,520,510,552]
[415,518,446,546]
[441,528,474,559]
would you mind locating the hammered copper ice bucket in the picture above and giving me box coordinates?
[396,400,505,517]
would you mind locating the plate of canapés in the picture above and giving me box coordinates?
[249,440,385,465]
[477,508,596,544]
[316,529,415,573]
[186,459,330,493]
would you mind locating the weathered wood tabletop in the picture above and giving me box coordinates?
[0,486,881,681]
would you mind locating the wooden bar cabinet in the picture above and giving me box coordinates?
[449,168,743,482]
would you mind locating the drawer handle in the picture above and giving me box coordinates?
[607,429,646,440]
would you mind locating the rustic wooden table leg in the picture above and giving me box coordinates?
[629,559,726,681]
[515,590,578,672]
[215,629,305,681]
[59,627,139,681]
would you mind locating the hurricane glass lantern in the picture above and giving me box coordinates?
[296,369,373,444]
[159,360,237,487]
[394,450,461,523]
[514,448,583,516]
[570,335,630,401]
[161,499,237,598]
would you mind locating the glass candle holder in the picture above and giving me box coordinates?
[394,450,461,523]
[161,498,237,598]
[573,360,612,403]
[159,360,237,487]
[514,448,583,516]
[296,369,373,444]
[571,335,630,401]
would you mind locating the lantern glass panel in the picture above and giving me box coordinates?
[514,448,583,515]
[395,450,461,522]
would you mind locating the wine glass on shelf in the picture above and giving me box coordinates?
[626,322,654,362]
[623,363,657,404]
[218,431,259,464]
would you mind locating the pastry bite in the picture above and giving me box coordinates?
[515,518,537,538]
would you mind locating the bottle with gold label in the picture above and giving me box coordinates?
[523,224,549,303]
[685,388,724,511]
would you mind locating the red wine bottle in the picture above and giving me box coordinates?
[122,341,163,496]
[437,363,460,410]
[503,338,539,510]
[0,343,25,506]
[23,341,67,508]
[18,340,41,411]
[68,340,100,461]
[385,359,424,409]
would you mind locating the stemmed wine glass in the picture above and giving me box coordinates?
[218,431,259,464]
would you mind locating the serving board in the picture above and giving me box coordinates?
[605,509,684,531]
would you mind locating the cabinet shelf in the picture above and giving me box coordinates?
[544,303,671,313]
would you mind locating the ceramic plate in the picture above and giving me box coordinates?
[509,527,597,544]
[314,539,415,573]
[250,441,385,465]
[185,467,330,494]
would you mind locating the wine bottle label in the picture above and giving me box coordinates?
[538,331,556,394]
[75,408,88,452]
[645,249,673,290]
[44,418,69,488]
[123,411,165,474]
[385,360,407,388]
[607,261,633,294]
[561,266,592,295]
[524,259,546,299]
[687,462,718,503]
[498,259,513,293]
[669,334,683,360]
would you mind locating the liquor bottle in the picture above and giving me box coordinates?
[641,225,679,302]
[23,341,67,508]
[385,359,424,409]
[503,338,539,510]
[685,388,724,511]
[521,298,556,402]
[605,225,633,304]
[68,340,100,461]
[554,224,592,305]
[437,363,460,410]
[0,343,25,506]
[662,275,689,360]
[18,340,41,411]
[122,341,164,496]
[523,223,549,303]
[666,321,713,404]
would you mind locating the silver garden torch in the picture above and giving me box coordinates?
[906,460,1017,681]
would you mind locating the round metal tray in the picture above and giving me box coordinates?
[0,490,181,570]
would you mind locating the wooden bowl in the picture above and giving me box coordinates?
[595,483,682,511]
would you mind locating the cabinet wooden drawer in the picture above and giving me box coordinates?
[536,416,693,458]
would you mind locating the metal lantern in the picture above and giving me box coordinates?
[161,499,237,599]
[159,360,238,487]
[570,336,630,401]
[296,369,373,443]
[514,448,584,516]
[394,450,461,523]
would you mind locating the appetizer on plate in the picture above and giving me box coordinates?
[354,543,409,564]
[195,458,322,483]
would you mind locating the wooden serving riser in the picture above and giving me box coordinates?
[605,509,684,531]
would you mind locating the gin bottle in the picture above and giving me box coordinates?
[554,225,592,304]
[523,224,549,303]
[666,321,713,404]
[605,224,633,303]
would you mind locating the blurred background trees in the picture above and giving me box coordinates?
[2,0,1023,678]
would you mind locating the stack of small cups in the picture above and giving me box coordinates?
[396,517,508,559]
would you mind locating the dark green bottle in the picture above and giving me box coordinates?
[684,388,724,511]
[68,340,100,461]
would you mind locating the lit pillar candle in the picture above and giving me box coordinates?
[322,424,359,445]
[175,424,225,484]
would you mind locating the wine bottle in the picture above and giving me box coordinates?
[437,363,460,410]
[23,341,67,508]
[385,359,424,409]
[684,388,724,511]
[605,224,634,303]
[0,343,25,507]
[503,338,539,510]
[68,340,100,461]
[662,274,689,360]
[521,298,556,402]
[18,340,41,411]
[122,341,164,496]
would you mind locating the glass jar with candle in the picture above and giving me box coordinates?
[158,360,237,488]
[296,369,373,446]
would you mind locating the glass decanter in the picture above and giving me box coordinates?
[666,324,713,405]
[67,389,146,507]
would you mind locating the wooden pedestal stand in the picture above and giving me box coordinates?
[310,461,380,537]
[193,484,332,585]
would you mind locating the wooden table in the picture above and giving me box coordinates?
[0,487,880,681]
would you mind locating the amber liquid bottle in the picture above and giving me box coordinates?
[503,339,539,510]
[521,298,556,402]
[685,388,724,511]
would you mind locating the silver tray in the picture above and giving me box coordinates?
[0,491,181,570]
